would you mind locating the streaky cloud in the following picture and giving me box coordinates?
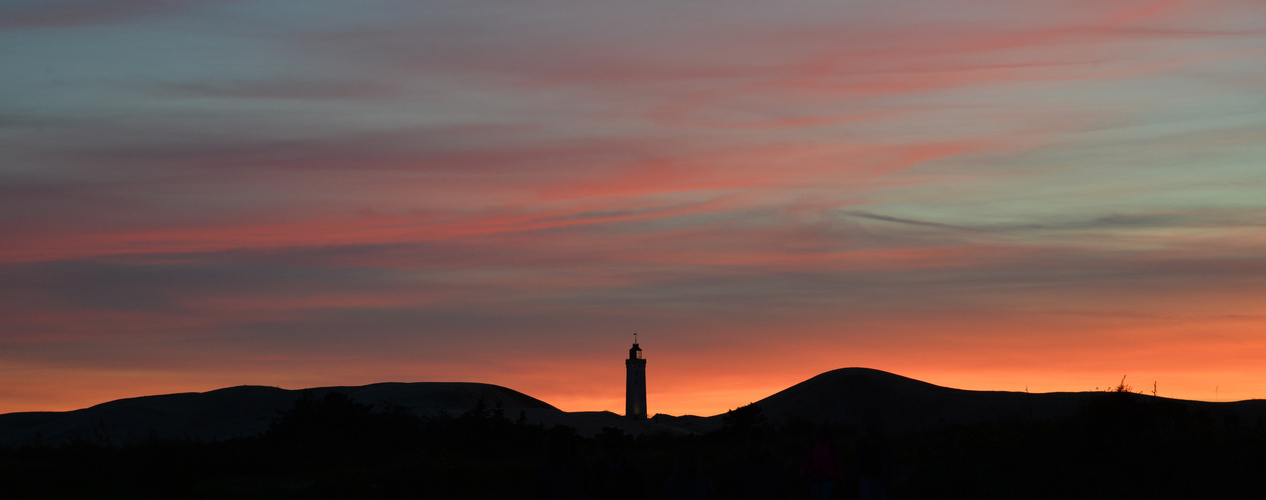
[0,0,198,29]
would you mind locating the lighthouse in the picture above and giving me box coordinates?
[625,334,647,419]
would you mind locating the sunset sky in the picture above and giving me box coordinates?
[3,0,1266,416]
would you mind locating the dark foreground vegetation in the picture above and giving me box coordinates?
[2,389,1265,499]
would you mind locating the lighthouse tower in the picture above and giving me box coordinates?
[625,334,647,419]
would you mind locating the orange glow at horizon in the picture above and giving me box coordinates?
[7,312,1266,417]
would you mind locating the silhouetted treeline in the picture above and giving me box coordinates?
[2,390,1265,498]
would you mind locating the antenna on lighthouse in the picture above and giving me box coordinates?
[633,331,638,344]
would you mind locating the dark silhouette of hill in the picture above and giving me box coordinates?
[4,368,1265,447]
[752,367,1077,428]
[751,367,1266,429]
[0,382,561,447]
[5,369,1266,498]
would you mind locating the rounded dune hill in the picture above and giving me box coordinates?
[753,367,1083,428]
[0,382,561,447]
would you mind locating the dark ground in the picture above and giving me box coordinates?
[3,389,1265,499]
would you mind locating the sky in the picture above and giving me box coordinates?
[2,0,1266,417]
